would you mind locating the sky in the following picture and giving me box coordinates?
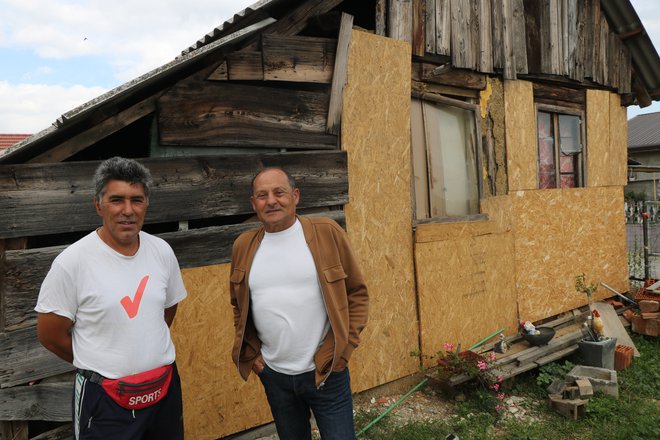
[0,0,658,134]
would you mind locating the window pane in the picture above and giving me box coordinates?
[560,153,577,189]
[422,101,478,217]
[559,115,581,153]
[537,112,556,189]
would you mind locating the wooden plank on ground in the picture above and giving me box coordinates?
[592,301,639,356]
[0,151,347,239]
[0,383,71,421]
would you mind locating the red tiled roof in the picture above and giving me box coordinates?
[0,134,31,150]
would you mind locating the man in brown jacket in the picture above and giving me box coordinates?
[230,167,368,440]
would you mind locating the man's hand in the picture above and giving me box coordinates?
[252,355,265,374]
[37,313,74,363]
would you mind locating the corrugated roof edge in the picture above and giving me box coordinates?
[0,17,276,163]
[180,0,277,55]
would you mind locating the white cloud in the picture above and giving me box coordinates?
[0,81,107,132]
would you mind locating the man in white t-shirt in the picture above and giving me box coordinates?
[35,157,187,440]
[230,167,369,440]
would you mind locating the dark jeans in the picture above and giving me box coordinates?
[72,363,183,440]
[258,365,356,440]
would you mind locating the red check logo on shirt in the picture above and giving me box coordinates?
[120,275,149,319]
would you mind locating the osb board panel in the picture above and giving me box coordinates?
[415,225,517,361]
[608,92,628,186]
[416,196,512,243]
[505,80,537,191]
[171,264,272,440]
[512,187,628,323]
[586,89,628,187]
[341,29,420,390]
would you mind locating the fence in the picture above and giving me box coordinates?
[625,201,660,280]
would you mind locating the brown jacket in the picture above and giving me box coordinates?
[230,216,369,387]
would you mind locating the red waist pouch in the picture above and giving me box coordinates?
[101,364,173,410]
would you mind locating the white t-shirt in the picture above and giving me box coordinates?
[249,219,330,375]
[35,230,187,378]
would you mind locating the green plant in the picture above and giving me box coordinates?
[574,273,597,304]
[627,238,645,282]
[535,360,575,389]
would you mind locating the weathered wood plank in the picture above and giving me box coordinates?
[388,0,413,43]
[491,0,505,69]
[227,51,264,81]
[435,0,451,56]
[2,212,345,332]
[565,0,578,79]
[262,34,336,83]
[512,0,528,74]
[30,424,73,440]
[0,327,73,388]
[419,66,487,90]
[1,421,28,440]
[451,0,476,70]
[501,0,516,79]
[0,383,72,421]
[412,0,425,56]
[207,60,229,80]
[27,96,158,164]
[479,0,493,73]
[0,151,347,239]
[533,82,585,106]
[326,13,353,135]
[376,0,387,36]
[158,82,336,149]
[425,0,436,53]
[523,0,541,73]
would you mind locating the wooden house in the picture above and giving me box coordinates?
[1,0,659,438]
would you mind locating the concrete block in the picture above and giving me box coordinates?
[566,365,618,398]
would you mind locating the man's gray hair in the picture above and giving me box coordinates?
[93,157,153,201]
[251,167,297,192]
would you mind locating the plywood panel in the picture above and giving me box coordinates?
[414,196,518,360]
[512,187,628,323]
[586,89,610,187]
[505,80,537,191]
[608,92,628,186]
[342,29,420,390]
[171,265,272,440]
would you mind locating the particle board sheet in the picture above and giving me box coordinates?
[504,80,538,191]
[341,29,420,390]
[586,89,627,187]
[512,186,628,323]
[171,264,272,440]
[415,224,517,363]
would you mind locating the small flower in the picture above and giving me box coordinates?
[491,383,500,391]
[489,352,496,361]
[497,393,505,401]
[495,405,503,412]
[443,342,455,351]
[497,375,504,383]
[477,360,487,371]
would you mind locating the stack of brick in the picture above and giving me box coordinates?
[631,288,659,337]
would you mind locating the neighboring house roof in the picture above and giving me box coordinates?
[0,134,31,152]
[628,112,660,151]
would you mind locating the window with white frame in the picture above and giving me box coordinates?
[411,97,481,220]
[537,106,585,189]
